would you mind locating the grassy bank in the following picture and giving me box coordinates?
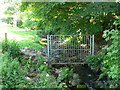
[10,30,42,50]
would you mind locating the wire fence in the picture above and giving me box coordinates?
[47,34,94,64]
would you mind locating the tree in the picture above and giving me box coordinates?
[19,2,120,34]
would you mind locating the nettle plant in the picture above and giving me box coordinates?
[0,53,32,88]
[2,40,21,59]
[99,29,120,88]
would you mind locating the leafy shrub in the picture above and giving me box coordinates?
[36,29,48,38]
[85,52,105,71]
[35,55,48,72]
[35,56,73,88]
[99,29,120,88]
[85,29,120,88]
[0,53,33,88]
[37,71,63,88]
[22,19,39,30]
[0,51,73,88]
[33,35,41,44]
[33,56,62,88]
[57,67,73,83]
[2,40,21,59]
[36,28,55,38]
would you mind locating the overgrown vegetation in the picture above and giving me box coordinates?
[85,29,120,88]
[2,40,21,59]
[0,53,30,88]
[18,2,120,43]
[0,40,73,88]
[0,1,120,89]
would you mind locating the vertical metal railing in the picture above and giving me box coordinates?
[92,35,94,56]
[90,35,92,55]
[47,34,94,64]
[47,35,50,62]
[90,35,94,56]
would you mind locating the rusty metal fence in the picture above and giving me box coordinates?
[47,34,94,64]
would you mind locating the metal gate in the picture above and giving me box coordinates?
[47,34,94,64]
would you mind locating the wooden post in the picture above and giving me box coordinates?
[3,33,8,53]
[5,33,7,43]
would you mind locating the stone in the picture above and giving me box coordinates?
[87,74,92,77]
[71,79,81,86]
[41,46,47,54]
[73,73,79,79]
[29,68,34,73]
[25,76,32,80]
[20,47,41,57]
[55,69,59,74]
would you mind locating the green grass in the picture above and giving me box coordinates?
[10,30,42,50]
[0,21,42,50]
[18,40,42,50]
[10,30,37,37]
[0,29,41,50]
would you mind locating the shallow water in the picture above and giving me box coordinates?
[72,64,100,89]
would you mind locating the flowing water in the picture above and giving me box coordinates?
[72,64,100,89]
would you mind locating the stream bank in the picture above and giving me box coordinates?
[20,46,106,89]
[51,64,101,89]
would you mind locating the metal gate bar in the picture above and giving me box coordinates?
[47,34,94,64]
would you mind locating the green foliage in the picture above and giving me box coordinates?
[36,29,54,38]
[57,67,73,83]
[85,52,105,71]
[0,53,32,88]
[19,2,120,35]
[4,6,16,15]
[37,71,63,88]
[1,17,13,24]
[35,56,73,88]
[22,19,39,30]
[9,30,42,50]
[99,30,120,88]
[35,56,48,72]
[32,56,61,88]
[33,35,41,44]
[85,29,120,88]
[0,53,69,88]
[2,40,21,59]
[17,19,23,28]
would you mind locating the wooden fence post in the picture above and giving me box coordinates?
[5,33,7,43]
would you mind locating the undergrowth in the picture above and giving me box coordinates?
[2,40,21,59]
[0,40,73,88]
[85,29,120,88]
[0,53,34,88]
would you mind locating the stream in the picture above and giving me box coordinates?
[40,46,103,89]
[51,64,101,90]
[72,64,99,90]
[21,46,105,89]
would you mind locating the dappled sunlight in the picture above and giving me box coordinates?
[0,1,27,41]
[5,34,25,41]
[0,21,26,41]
